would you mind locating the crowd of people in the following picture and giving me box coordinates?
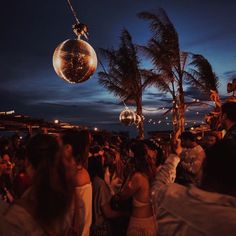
[0,101,235,236]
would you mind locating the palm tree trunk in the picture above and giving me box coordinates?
[209,90,222,130]
[136,96,144,140]
[178,84,185,133]
[172,103,179,134]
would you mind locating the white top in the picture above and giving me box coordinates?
[74,183,92,236]
[151,154,236,236]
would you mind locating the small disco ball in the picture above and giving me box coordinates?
[119,108,136,126]
[53,38,97,83]
[134,114,142,125]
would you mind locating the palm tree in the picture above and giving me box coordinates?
[98,29,154,139]
[188,54,221,130]
[138,9,221,134]
[138,8,189,134]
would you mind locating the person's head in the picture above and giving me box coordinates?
[61,129,91,167]
[1,152,11,163]
[11,134,21,149]
[90,145,103,156]
[201,139,236,197]
[26,134,73,225]
[92,133,106,147]
[143,139,164,167]
[103,148,116,167]
[90,145,105,165]
[221,102,236,131]
[180,132,196,148]
[0,138,10,152]
[110,135,122,146]
[204,132,219,148]
[88,156,104,181]
[130,141,155,181]
[0,159,11,175]
[0,153,13,175]
[13,147,26,173]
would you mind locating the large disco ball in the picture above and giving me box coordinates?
[119,108,136,126]
[53,38,97,83]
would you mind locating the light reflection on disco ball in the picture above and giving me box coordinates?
[134,114,142,125]
[119,108,136,126]
[53,39,97,83]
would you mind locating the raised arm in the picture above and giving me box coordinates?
[151,154,180,213]
[151,137,182,207]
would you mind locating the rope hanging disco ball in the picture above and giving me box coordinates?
[52,1,97,84]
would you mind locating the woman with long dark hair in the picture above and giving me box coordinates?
[61,129,92,236]
[1,134,75,235]
[88,155,125,236]
[118,141,157,236]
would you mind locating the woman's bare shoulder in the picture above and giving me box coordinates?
[130,172,145,184]
[75,167,91,186]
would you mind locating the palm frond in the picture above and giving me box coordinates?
[140,69,161,90]
[154,75,174,95]
[188,54,219,94]
[98,29,148,103]
[98,72,129,99]
[183,71,206,91]
[138,8,183,87]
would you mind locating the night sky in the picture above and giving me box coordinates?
[1,0,236,135]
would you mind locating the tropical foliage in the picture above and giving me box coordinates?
[98,29,155,139]
[138,8,220,133]
[99,8,220,137]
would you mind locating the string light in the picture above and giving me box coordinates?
[142,96,211,129]
[143,97,210,113]
[54,119,59,124]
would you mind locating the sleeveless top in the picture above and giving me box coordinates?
[74,183,92,236]
[128,173,151,208]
